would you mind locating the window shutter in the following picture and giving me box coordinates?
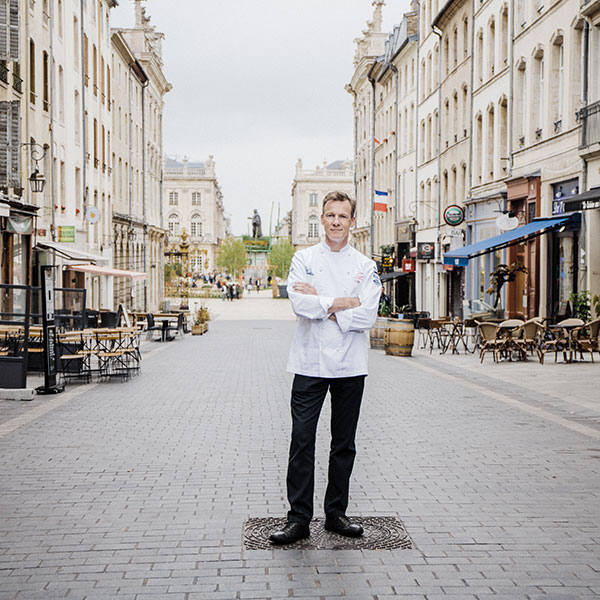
[0,0,8,61]
[0,101,8,187]
[8,0,18,60]
[8,100,20,187]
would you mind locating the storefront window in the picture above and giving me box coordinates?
[11,235,28,316]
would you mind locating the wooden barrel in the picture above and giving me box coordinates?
[384,319,415,356]
[370,317,388,349]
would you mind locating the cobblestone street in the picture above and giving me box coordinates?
[1,295,600,599]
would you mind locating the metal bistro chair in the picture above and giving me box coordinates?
[165,313,185,341]
[416,317,432,349]
[145,313,163,341]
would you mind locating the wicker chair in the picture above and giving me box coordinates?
[572,317,600,363]
[515,317,543,361]
[534,322,563,364]
[476,322,502,363]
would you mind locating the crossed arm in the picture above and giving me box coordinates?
[292,282,360,322]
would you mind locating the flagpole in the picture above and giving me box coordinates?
[368,66,376,261]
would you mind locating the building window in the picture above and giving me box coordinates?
[92,44,97,95]
[83,34,88,85]
[191,192,201,205]
[309,193,318,207]
[29,38,35,103]
[190,216,202,237]
[169,191,178,205]
[551,36,564,127]
[308,215,319,238]
[168,214,180,236]
[42,51,49,111]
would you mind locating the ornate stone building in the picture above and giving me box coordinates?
[112,1,171,312]
[290,158,353,250]
[346,0,388,258]
[361,9,418,311]
[163,156,227,275]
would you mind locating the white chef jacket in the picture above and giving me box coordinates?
[286,241,382,378]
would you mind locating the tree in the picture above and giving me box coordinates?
[269,240,295,280]
[216,237,248,277]
[487,262,528,309]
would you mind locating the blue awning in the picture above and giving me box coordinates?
[443,215,575,267]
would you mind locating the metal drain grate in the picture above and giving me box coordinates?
[243,516,412,550]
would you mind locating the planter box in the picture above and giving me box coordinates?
[191,322,209,335]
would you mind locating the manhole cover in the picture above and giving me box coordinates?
[243,517,412,550]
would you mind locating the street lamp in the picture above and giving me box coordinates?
[28,168,46,193]
[21,142,48,194]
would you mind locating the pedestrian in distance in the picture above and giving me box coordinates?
[269,190,382,545]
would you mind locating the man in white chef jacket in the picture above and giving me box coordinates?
[269,191,381,545]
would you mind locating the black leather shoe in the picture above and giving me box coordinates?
[324,515,364,537]
[269,522,310,545]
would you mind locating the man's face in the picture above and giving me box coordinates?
[321,200,355,244]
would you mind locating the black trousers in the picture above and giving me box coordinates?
[286,374,365,524]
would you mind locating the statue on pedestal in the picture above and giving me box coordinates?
[251,209,262,239]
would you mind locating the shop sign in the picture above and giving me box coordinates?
[443,204,465,226]
[7,215,32,234]
[417,242,435,260]
[58,226,76,243]
[395,224,410,243]
[402,258,415,272]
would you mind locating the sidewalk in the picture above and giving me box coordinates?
[0,298,599,599]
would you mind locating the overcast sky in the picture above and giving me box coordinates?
[112,1,412,235]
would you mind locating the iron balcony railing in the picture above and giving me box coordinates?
[12,73,22,93]
[0,62,8,85]
[578,100,600,149]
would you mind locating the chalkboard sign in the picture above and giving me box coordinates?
[45,325,57,378]
[37,266,64,394]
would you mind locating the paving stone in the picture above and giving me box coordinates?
[0,314,599,598]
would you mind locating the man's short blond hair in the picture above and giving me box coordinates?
[322,191,357,218]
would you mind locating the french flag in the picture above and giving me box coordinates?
[374,190,388,212]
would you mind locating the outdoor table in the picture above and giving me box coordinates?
[440,319,470,355]
[153,314,179,341]
[548,319,585,363]
[496,321,527,361]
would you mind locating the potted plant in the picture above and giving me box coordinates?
[487,262,528,310]
[191,305,210,335]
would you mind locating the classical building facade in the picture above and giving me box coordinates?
[436,0,473,318]
[0,0,170,314]
[1,0,36,304]
[163,156,227,275]
[290,158,353,250]
[346,0,388,258]
[578,0,600,304]
[358,10,418,311]
[112,1,171,312]
[348,0,599,320]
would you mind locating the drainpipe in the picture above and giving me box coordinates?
[507,0,514,177]
[80,0,87,218]
[127,64,134,306]
[432,25,443,316]
[580,19,590,293]
[414,23,421,311]
[390,64,399,225]
[368,62,377,260]
[49,0,56,244]
[141,78,149,311]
